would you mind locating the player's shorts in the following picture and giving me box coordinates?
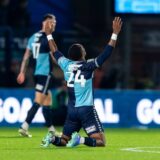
[34,74,52,95]
[63,106,104,137]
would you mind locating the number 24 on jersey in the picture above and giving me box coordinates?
[67,70,86,87]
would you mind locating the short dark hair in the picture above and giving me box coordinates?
[68,44,83,61]
[43,13,55,21]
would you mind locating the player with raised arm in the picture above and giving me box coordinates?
[17,14,58,137]
[42,17,122,147]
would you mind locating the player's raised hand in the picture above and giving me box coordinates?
[44,20,58,52]
[112,17,122,35]
[17,72,25,84]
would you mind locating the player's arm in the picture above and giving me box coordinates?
[95,17,122,67]
[44,20,58,52]
[47,39,64,62]
[17,48,31,84]
[44,20,70,70]
[80,17,122,71]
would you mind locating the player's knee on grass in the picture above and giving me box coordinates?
[52,134,70,146]
[61,134,70,145]
[90,132,106,147]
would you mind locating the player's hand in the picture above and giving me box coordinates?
[44,20,54,35]
[112,17,122,35]
[17,72,25,84]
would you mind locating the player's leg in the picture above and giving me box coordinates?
[67,131,105,147]
[40,75,64,142]
[67,106,105,147]
[84,106,105,147]
[19,91,46,137]
[34,74,55,133]
[42,90,56,133]
[53,116,81,146]
[19,75,50,137]
[25,91,48,124]
[42,108,81,147]
[88,132,106,146]
[42,122,81,147]
[25,91,45,124]
[49,134,70,146]
[42,132,70,147]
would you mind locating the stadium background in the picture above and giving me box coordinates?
[1,0,160,129]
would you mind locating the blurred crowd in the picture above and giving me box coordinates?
[4,51,156,90]
[0,0,30,32]
[0,0,158,90]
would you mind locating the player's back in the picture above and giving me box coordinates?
[55,44,113,108]
[27,31,52,76]
[59,58,96,108]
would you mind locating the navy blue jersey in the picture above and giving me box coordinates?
[27,31,52,76]
[53,45,113,107]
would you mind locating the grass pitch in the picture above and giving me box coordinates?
[0,127,160,160]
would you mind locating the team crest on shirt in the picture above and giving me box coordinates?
[68,64,82,72]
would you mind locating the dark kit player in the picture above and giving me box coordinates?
[42,17,122,147]
[17,14,58,137]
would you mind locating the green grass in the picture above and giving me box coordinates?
[0,127,160,160]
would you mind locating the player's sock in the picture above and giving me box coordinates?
[21,121,29,131]
[84,137,96,147]
[80,137,85,144]
[48,125,55,132]
[25,102,40,125]
[51,136,63,146]
[42,106,54,129]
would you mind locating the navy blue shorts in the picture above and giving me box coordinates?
[63,106,104,137]
[34,74,52,95]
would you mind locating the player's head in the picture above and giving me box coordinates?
[68,43,86,61]
[42,13,56,32]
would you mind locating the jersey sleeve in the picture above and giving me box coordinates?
[95,45,114,67]
[80,45,114,71]
[26,37,32,51]
[80,59,98,71]
[54,51,70,70]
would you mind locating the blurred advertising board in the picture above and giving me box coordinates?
[0,89,160,127]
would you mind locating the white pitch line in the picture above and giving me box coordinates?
[121,147,160,154]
